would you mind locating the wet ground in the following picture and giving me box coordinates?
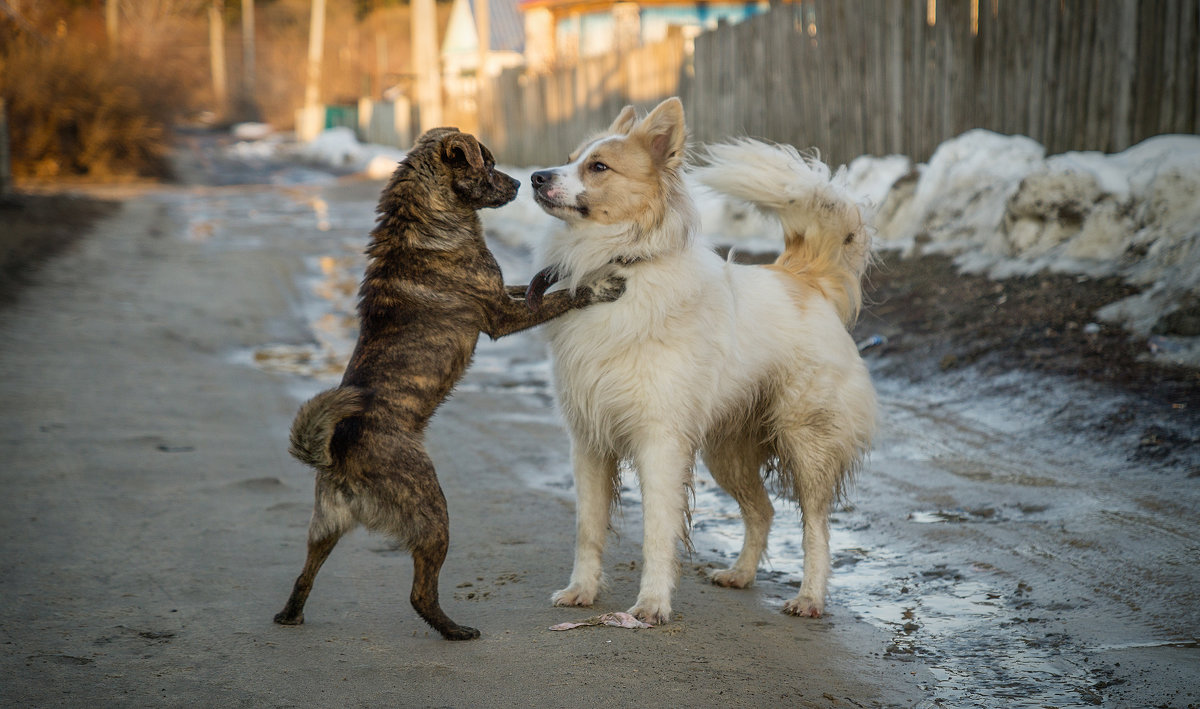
[4,131,1198,707]
[281,250,1200,707]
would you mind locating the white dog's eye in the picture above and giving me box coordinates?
[590,161,609,172]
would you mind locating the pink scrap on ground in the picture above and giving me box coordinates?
[549,611,654,631]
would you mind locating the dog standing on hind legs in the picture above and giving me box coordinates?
[273,127,624,640]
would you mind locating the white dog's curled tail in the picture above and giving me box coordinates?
[694,139,871,326]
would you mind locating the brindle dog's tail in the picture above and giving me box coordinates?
[289,387,368,469]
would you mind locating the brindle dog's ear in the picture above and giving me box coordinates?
[441,132,485,171]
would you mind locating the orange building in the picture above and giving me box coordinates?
[520,0,771,71]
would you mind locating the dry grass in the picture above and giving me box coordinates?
[0,0,443,180]
[1,36,189,180]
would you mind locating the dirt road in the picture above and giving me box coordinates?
[0,153,929,707]
[1,133,1196,707]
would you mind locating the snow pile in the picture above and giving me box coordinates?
[232,122,274,141]
[861,130,1200,359]
[225,122,287,161]
[869,130,1048,261]
[290,126,407,178]
[845,154,913,213]
[292,126,364,167]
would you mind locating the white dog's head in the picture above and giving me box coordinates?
[527,98,697,302]
[531,97,686,226]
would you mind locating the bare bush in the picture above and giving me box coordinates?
[0,34,194,180]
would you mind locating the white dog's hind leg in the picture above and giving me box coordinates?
[552,445,618,608]
[628,439,693,625]
[775,423,848,618]
[702,433,773,589]
[786,487,832,618]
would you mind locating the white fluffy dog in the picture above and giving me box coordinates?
[525,97,876,624]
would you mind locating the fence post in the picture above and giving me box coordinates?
[1112,0,1137,151]
[0,97,11,198]
[358,97,374,142]
[393,97,413,149]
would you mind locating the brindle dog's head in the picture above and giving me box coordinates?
[410,127,519,210]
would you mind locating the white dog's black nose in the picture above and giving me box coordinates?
[531,170,552,188]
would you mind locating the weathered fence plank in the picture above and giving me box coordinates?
[468,0,1197,167]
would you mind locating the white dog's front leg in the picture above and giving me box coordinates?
[628,441,693,625]
[552,444,617,608]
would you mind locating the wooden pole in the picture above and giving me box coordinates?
[301,0,326,139]
[412,0,443,131]
[476,0,491,139]
[209,0,228,118]
[376,28,388,97]
[0,97,12,198]
[106,0,119,54]
[477,0,490,77]
[241,0,258,120]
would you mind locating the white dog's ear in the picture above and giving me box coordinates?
[634,97,686,168]
[608,105,638,135]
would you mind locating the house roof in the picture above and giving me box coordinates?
[519,0,747,12]
[443,0,526,58]
[474,0,526,53]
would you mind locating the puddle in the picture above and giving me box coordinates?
[907,505,1049,525]
[692,477,1105,708]
[248,228,363,382]
[246,343,345,380]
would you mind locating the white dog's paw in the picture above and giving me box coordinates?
[627,598,671,626]
[709,567,756,589]
[552,584,598,608]
[782,594,824,618]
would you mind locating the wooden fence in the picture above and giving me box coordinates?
[477,33,688,165]
[476,0,1200,168]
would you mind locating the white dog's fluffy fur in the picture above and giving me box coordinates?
[527,98,876,624]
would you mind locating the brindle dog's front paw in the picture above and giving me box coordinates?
[586,275,626,304]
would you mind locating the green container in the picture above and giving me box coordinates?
[324,105,358,130]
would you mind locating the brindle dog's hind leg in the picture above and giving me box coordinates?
[401,473,480,640]
[275,478,356,625]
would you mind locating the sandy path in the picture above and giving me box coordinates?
[0,187,930,707]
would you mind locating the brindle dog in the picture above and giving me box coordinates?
[274,128,623,640]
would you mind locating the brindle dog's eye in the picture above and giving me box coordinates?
[590,162,609,172]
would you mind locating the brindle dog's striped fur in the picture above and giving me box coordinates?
[273,128,622,640]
